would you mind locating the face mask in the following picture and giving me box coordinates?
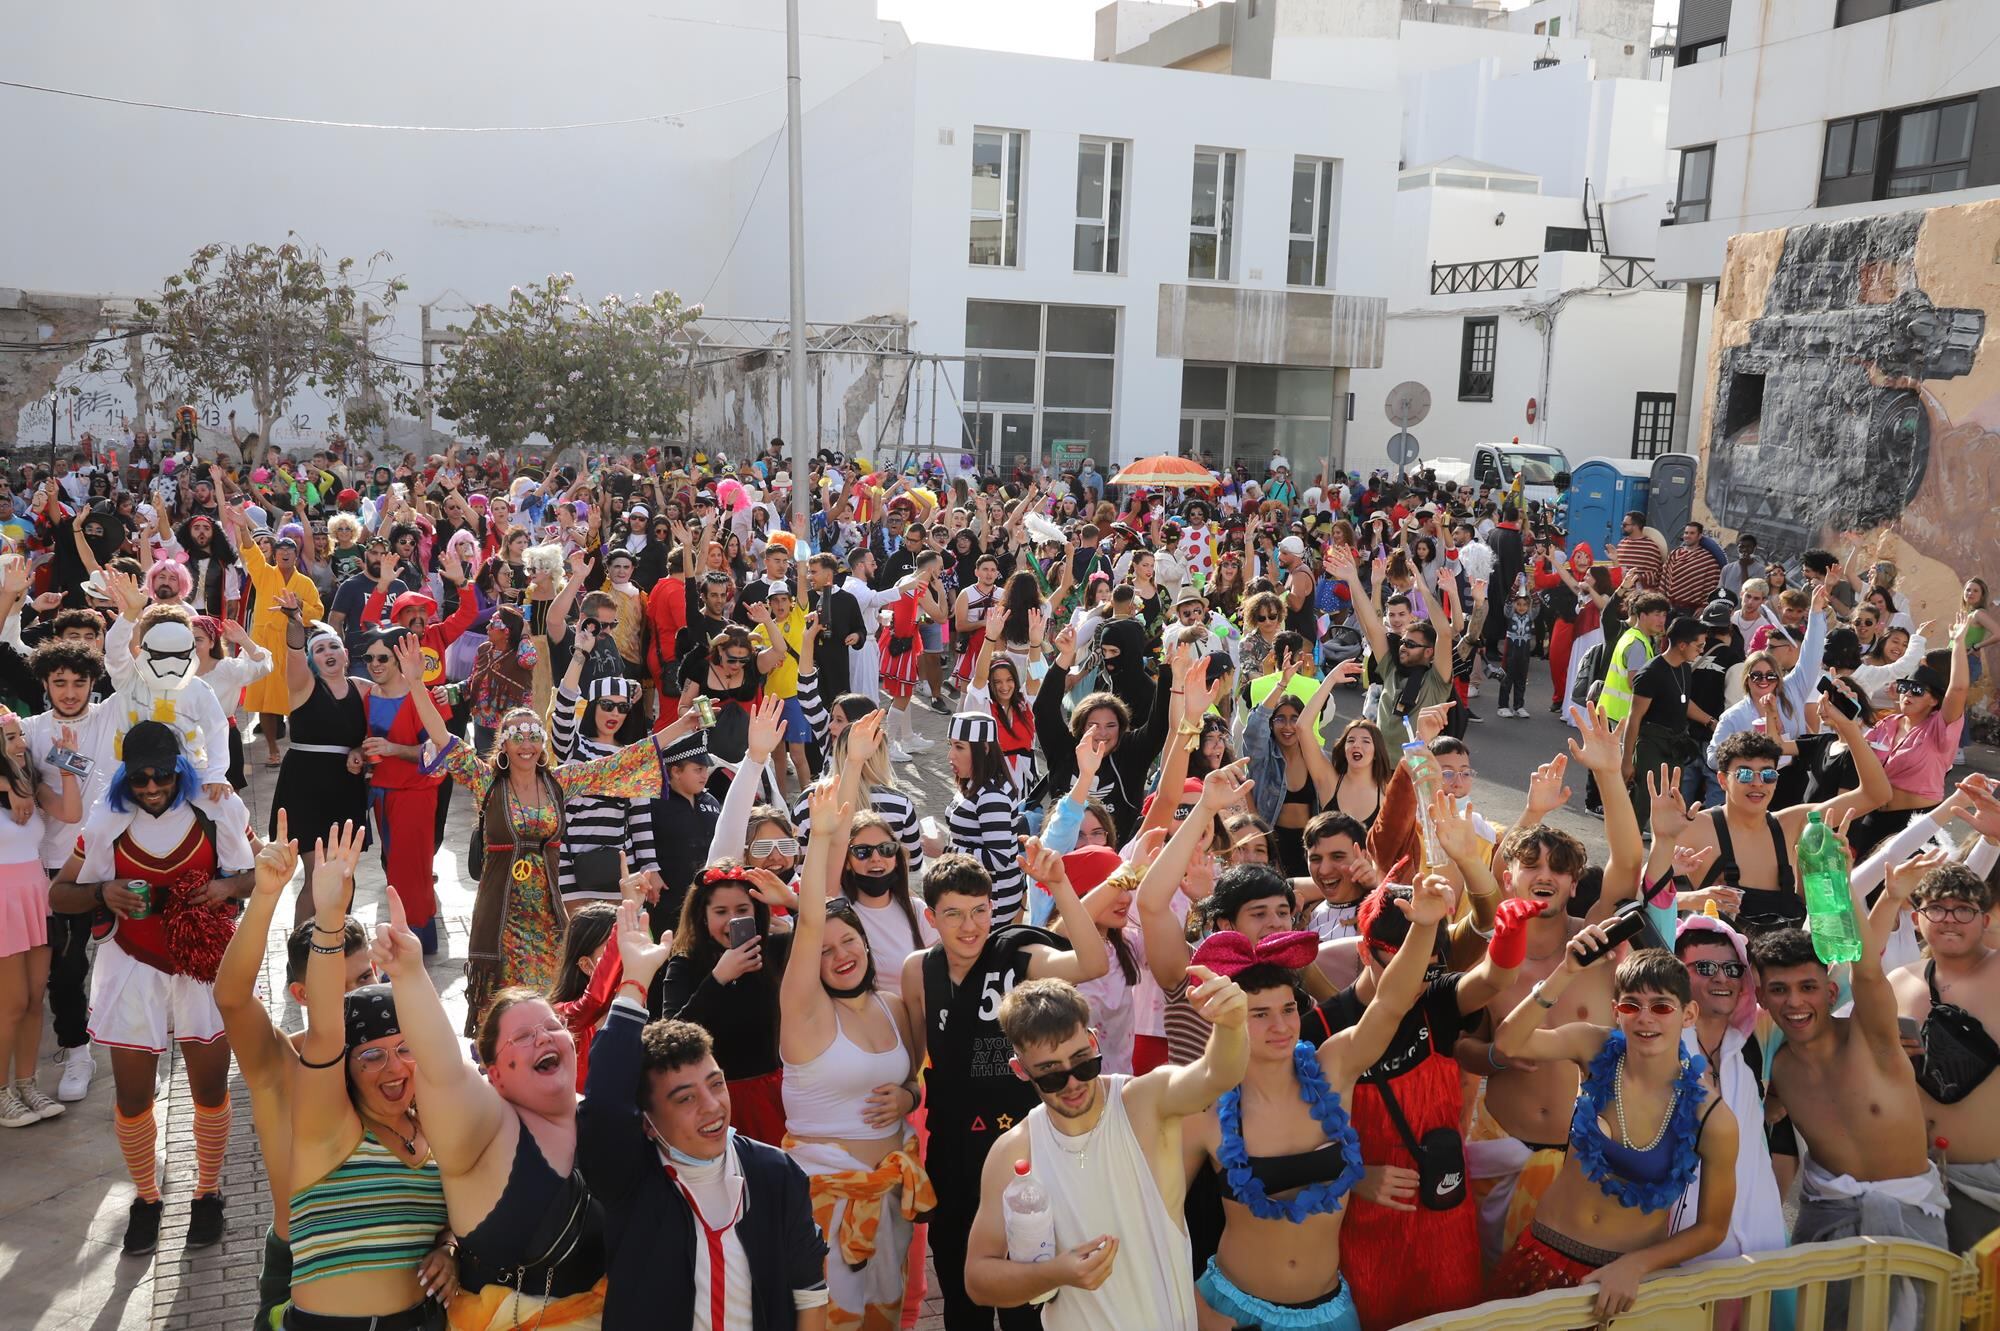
[645,1111,734,1168]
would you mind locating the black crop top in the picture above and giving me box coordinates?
[1246,1140,1352,1196]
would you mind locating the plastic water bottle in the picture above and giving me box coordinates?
[1003,1160,1057,1305]
[1799,810,1862,965]
[1402,741,1448,870]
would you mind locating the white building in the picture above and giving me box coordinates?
[4,0,1694,482]
[1655,0,2000,442]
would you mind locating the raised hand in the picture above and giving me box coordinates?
[1396,873,1455,927]
[1186,963,1248,1029]
[1886,847,1950,906]
[1199,757,1254,811]
[221,619,253,649]
[252,809,299,900]
[844,709,885,763]
[1074,730,1110,786]
[1027,606,1046,644]
[614,898,672,991]
[1565,704,1623,776]
[1430,788,1480,864]
[310,820,365,919]
[1412,698,1454,745]
[392,631,427,686]
[1018,837,1070,893]
[1523,754,1572,820]
[1646,765,1697,842]
[370,885,424,979]
[101,567,145,617]
[746,695,785,764]
[1948,775,2000,841]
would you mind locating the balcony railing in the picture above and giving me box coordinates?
[1430,256,1538,295]
[1599,255,1671,290]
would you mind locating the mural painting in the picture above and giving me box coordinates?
[1699,199,2000,734]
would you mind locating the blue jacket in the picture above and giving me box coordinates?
[579,1003,828,1331]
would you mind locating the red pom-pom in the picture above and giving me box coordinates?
[158,868,237,983]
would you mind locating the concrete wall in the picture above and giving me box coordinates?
[1095,1,1201,60]
[1696,198,1999,650]
[1658,0,2000,281]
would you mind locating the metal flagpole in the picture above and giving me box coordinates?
[785,0,810,539]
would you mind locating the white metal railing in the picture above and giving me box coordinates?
[1399,1238,1971,1331]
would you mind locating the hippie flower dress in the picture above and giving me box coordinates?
[443,737,662,1036]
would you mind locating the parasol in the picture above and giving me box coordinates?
[1109,455,1220,489]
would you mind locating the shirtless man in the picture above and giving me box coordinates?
[1889,853,2000,1253]
[1752,831,1946,1331]
[1651,702,1889,931]
[964,970,1249,1331]
[1460,704,1644,1264]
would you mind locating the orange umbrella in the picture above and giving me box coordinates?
[1107,455,1219,489]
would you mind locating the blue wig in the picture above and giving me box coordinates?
[105,755,202,814]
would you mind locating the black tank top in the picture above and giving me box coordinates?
[292,677,366,748]
[455,1119,604,1298]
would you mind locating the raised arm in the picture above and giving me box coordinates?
[1136,760,1248,989]
[214,813,302,1088]
[295,823,375,1147]
[1324,875,1450,1085]
[1145,964,1249,1117]
[1569,705,1644,917]
[1020,839,1111,985]
[1330,545,1386,663]
[779,780,848,1062]
[1492,922,1616,1066]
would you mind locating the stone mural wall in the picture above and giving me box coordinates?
[1700,198,2000,644]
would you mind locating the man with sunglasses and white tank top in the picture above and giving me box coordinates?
[963,970,1249,1331]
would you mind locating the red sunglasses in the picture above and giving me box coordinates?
[1613,999,1682,1018]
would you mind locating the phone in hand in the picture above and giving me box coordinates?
[727,915,761,950]
[1817,675,1862,721]
[1575,899,1653,968]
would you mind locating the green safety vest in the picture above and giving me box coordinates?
[1600,626,1655,723]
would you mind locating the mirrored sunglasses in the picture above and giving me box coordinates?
[1687,959,1747,979]
[1731,767,1781,786]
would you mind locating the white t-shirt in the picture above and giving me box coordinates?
[844,894,937,999]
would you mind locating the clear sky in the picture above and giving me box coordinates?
[876,0,1681,60]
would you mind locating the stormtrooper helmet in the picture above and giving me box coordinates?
[138,619,199,690]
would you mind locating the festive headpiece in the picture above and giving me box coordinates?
[1189,929,1321,977]
[137,619,198,690]
[947,712,997,744]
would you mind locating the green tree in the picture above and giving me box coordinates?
[129,235,409,464]
[435,272,696,456]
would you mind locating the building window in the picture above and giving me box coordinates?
[1632,393,1676,460]
[1549,17,1561,35]
[1820,97,1976,204]
[1458,317,1496,402]
[1074,138,1127,275]
[1534,20,1545,34]
[1287,158,1337,287]
[1676,38,1725,65]
[963,300,1117,473]
[1674,145,1714,224]
[1188,148,1239,282]
[969,129,1025,267]
[1838,0,1941,26]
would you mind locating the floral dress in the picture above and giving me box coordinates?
[444,738,662,1035]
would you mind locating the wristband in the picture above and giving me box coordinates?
[1530,979,1558,1010]
[1487,1045,1508,1072]
[616,980,647,1002]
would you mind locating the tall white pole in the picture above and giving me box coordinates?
[785,0,810,538]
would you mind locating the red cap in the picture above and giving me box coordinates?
[1140,777,1206,821]
[1058,847,1125,896]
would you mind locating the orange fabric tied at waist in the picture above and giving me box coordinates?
[785,1135,935,1270]
[446,1274,605,1330]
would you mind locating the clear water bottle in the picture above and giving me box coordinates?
[1003,1159,1057,1305]
[1402,741,1448,871]
[1799,810,1862,965]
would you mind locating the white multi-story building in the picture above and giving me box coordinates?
[1655,0,2000,444]
[4,0,1695,481]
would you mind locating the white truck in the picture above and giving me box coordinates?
[1421,443,1569,506]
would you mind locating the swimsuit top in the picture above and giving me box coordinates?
[289,1131,447,1288]
[1334,773,1383,830]
[1217,1042,1364,1222]
[1917,960,2000,1105]
[1568,1031,1710,1214]
[454,1118,605,1298]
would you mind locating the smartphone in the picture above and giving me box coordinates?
[1575,900,1652,968]
[727,916,761,950]
[1898,1016,1922,1043]
[1818,675,1862,721]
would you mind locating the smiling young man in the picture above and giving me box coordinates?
[47,721,261,1257]
[964,971,1249,1331]
[1752,852,1946,1330]
[580,902,829,1331]
[898,853,1109,1331]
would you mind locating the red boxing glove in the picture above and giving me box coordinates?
[1487,896,1543,971]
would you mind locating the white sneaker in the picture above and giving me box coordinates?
[903,730,936,753]
[1469,684,1481,698]
[0,1087,36,1129]
[56,1046,94,1103]
[887,741,913,764]
[13,1079,62,1120]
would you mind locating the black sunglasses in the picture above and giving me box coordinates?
[596,699,633,714]
[129,768,176,789]
[1687,959,1747,979]
[1025,1053,1104,1095]
[363,652,393,665]
[848,843,898,862]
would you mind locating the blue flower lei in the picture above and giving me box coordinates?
[1570,1030,1708,1214]
[1216,1041,1365,1222]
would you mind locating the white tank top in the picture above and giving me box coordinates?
[782,990,910,1140]
[1029,1076,1197,1331]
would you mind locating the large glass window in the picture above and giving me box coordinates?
[1189,148,1240,281]
[1288,158,1337,287]
[1674,145,1714,224]
[963,301,1118,473]
[1821,97,1977,204]
[1180,364,1335,476]
[1074,138,1127,275]
[970,129,1025,267]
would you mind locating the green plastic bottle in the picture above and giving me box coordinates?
[1799,810,1862,965]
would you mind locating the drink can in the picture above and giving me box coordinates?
[127,880,153,920]
[693,696,718,728]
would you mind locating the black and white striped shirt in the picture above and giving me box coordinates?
[549,687,660,902]
[947,781,1028,925]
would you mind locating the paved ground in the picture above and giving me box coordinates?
[1,678,1993,1330]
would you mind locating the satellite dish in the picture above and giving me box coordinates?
[1386,432,1421,466]
[1385,382,1432,429]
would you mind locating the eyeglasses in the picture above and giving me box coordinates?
[351,1042,413,1069]
[596,700,633,714]
[1613,999,1683,1017]
[128,768,176,789]
[1731,767,1781,786]
[1687,960,1748,979]
[1025,1053,1104,1095]
[363,653,393,665]
[1440,768,1475,782]
[1919,903,1985,924]
[848,843,898,862]
[1745,671,1780,684]
[749,837,801,859]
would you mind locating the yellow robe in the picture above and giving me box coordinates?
[240,541,322,715]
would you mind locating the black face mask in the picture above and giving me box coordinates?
[843,862,903,901]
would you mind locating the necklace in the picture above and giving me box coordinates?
[1613,1054,1682,1152]
[1046,1099,1104,1170]
[369,1108,420,1157]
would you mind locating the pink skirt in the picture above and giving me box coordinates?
[0,859,51,958]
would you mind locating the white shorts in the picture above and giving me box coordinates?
[88,938,226,1054]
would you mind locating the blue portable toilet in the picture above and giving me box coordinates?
[1648,453,1699,539]
[1567,459,1653,562]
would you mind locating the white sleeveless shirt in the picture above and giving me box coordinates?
[1027,1075,1196,1331]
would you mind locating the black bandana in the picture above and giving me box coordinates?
[343,983,401,1049]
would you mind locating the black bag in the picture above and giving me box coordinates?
[1569,641,1606,707]
[568,848,623,897]
[887,634,915,657]
[1375,1072,1467,1211]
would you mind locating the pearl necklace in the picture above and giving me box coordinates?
[1613,1053,1683,1152]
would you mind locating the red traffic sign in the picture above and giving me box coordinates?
[1526,397,1538,425]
